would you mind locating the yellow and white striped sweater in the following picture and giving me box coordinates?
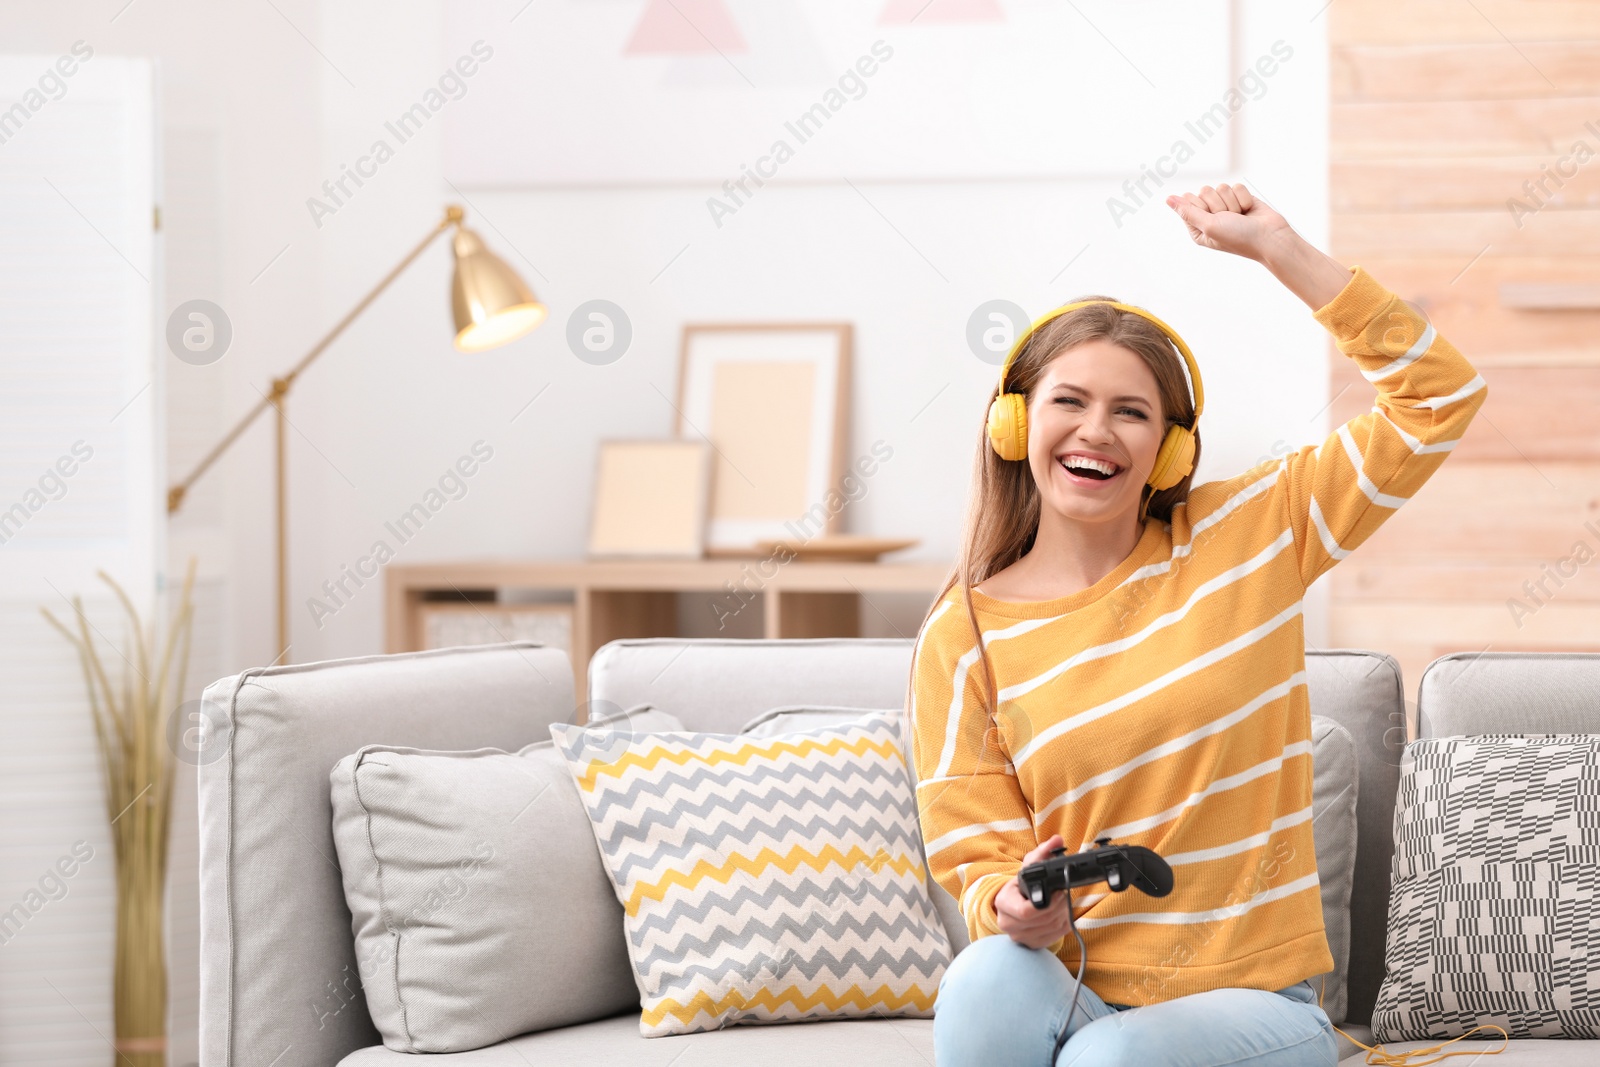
[910,264,1486,1006]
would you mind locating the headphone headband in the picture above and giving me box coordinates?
[995,300,1205,424]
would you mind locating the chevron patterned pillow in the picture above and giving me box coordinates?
[549,711,951,1037]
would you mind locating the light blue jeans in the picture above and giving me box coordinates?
[934,935,1339,1066]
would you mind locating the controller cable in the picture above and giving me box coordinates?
[1048,884,1089,1063]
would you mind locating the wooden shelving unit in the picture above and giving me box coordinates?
[385,558,952,699]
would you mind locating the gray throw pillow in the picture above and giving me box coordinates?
[328,704,682,1052]
[1372,734,1600,1042]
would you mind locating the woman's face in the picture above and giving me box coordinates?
[1027,339,1167,526]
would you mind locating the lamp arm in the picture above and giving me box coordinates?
[166,205,464,513]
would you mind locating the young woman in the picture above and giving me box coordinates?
[908,183,1487,1066]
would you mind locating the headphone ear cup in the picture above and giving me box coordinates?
[1147,426,1195,492]
[987,393,1029,462]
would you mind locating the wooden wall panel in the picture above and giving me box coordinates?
[1320,257,1600,362]
[1331,160,1600,213]
[1329,14,1600,705]
[1332,562,1600,604]
[1329,361,1600,463]
[1333,99,1600,158]
[1333,209,1600,258]
[1333,43,1600,100]
[1332,1,1600,44]
[1331,601,1600,700]
[1343,462,1600,562]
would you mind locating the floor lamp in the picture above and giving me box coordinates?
[166,204,546,662]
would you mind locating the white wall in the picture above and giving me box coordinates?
[2,0,1334,672]
[0,0,1330,1060]
[300,0,1333,665]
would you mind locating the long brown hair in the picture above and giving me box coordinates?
[904,296,1203,761]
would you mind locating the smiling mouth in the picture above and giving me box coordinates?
[1059,457,1124,483]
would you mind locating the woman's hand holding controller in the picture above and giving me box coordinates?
[993,834,1077,950]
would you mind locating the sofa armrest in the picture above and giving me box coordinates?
[198,642,572,1067]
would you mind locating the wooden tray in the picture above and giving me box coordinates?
[706,536,919,562]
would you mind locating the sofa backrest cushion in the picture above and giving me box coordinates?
[1419,651,1600,739]
[589,638,916,736]
[1306,714,1359,1025]
[592,642,1392,1024]
[198,643,574,1067]
[1302,649,1408,1028]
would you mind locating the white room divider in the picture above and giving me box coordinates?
[0,53,160,1066]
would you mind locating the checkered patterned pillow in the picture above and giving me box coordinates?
[1372,734,1600,1041]
[549,711,950,1037]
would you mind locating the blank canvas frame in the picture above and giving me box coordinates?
[587,439,713,558]
[676,324,851,551]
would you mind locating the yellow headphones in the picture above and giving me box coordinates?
[986,299,1206,494]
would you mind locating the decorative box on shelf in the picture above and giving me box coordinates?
[419,601,574,653]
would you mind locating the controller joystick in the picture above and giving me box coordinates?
[1017,836,1174,910]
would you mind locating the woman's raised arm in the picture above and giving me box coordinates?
[1165,181,1488,590]
[1165,182,1352,311]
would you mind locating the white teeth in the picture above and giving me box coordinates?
[1061,456,1119,476]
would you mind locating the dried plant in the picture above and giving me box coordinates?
[41,556,198,1067]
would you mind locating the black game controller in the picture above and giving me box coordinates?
[1018,837,1174,909]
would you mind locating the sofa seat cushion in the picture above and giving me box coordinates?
[338,1015,1532,1067]
[337,1012,937,1066]
[1332,1022,1372,1062]
[1338,1038,1599,1064]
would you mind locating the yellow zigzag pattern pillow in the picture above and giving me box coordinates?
[550,712,951,1037]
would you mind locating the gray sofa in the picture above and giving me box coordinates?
[196,639,1598,1065]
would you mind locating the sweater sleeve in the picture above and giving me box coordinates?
[1280,263,1487,589]
[910,601,1053,946]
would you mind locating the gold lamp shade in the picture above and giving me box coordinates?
[450,225,547,352]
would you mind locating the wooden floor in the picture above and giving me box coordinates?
[1327,0,1600,714]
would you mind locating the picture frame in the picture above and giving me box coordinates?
[676,323,851,551]
[587,439,713,559]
